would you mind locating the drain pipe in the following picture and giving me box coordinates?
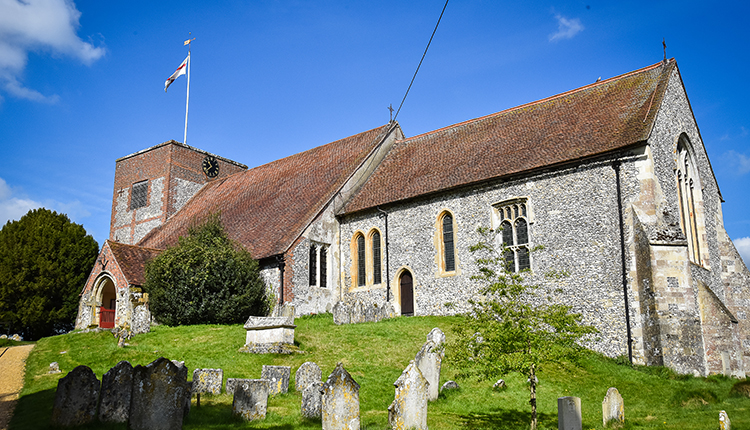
[377,207,391,302]
[276,254,286,309]
[612,159,633,363]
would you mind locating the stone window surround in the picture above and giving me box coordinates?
[675,134,709,268]
[348,228,385,291]
[435,210,459,277]
[491,197,533,272]
[308,241,329,289]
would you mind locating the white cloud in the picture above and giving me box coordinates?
[722,150,750,176]
[549,14,584,41]
[734,237,750,267]
[0,0,105,102]
[0,177,90,228]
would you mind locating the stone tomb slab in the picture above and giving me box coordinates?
[241,316,296,354]
[295,361,322,392]
[98,360,133,423]
[51,365,100,427]
[261,365,291,395]
[129,357,190,430]
[232,379,270,421]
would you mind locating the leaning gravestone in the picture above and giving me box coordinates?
[321,363,360,430]
[233,379,270,421]
[261,365,291,395]
[720,410,731,430]
[602,387,624,427]
[388,361,429,430]
[558,396,582,430]
[129,357,190,430]
[295,361,322,392]
[301,381,324,419]
[51,365,100,427]
[415,327,445,401]
[98,360,133,423]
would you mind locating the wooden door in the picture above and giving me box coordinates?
[400,271,414,315]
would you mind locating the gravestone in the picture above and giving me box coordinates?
[415,334,444,401]
[441,380,460,392]
[493,379,507,390]
[301,381,324,419]
[48,362,61,374]
[240,316,296,354]
[388,361,429,430]
[98,360,133,423]
[352,301,364,324]
[427,327,446,346]
[295,361,322,392]
[232,379,270,421]
[321,363,360,430]
[261,365,291,395]
[129,357,190,430]
[332,301,351,325]
[51,365,100,427]
[558,396,582,430]
[720,410,731,430]
[192,368,222,407]
[602,387,624,427]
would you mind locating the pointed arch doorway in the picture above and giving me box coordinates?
[96,276,117,329]
[399,270,414,316]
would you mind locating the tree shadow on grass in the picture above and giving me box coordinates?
[460,408,558,430]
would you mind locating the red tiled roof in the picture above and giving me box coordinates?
[341,60,676,215]
[108,240,163,286]
[138,125,392,258]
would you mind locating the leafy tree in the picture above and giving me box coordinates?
[145,215,269,326]
[0,208,99,340]
[448,227,596,430]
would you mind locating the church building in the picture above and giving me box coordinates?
[76,59,750,377]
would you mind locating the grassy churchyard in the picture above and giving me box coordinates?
[8,314,750,429]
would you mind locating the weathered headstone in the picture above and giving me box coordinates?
[129,357,190,430]
[232,379,270,421]
[48,362,61,374]
[441,380,460,392]
[261,365,291,395]
[415,338,444,401]
[295,361,322,392]
[332,301,351,325]
[51,365,100,427]
[192,368,223,407]
[352,301,364,324]
[388,361,429,430]
[493,379,507,390]
[720,410,731,430]
[602,387,624,427]
[301,381,324,419]
[558,396,582,430]
[427,327,446,346]
[321,363,360,430]
[98,360,133,423]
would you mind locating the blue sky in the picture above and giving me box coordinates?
[1,0,749,263]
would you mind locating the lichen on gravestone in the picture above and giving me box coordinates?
[602,387,624,427]
[129,357,189,430]
[720,410,731,430]
[232,379,270,421]
[261,365,291,395]
[192,368,223,395]
[321,363,360,430]
[415,339,444,401]
[301,381,324,419]
[98,360,133,423]
[295,362,322,392]
[51,365,100,427]
[388,361,429,430]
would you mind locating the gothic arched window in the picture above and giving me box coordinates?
[676,138,704,265]
[371,230,382,284]
[356,234,366,286]
[495,199,531,272]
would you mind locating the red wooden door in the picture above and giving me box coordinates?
[400,271,414,315]
[100,307,115,329]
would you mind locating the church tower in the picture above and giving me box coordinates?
[110,140,247,244]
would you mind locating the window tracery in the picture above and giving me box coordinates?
[494,199,531,272]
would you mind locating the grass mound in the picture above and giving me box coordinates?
[9,314,750,429]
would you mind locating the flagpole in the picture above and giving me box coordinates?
[184,50,190,145]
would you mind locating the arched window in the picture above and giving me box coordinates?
[676,138,704,265]
[438,211,457,274]
[309,244,317,286]
[494,199,531,272]
[320,247,327,288]
[371,230,382,284]
[356,234,366,287]
[308,242,329,288]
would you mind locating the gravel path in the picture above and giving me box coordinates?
[0,345,35,430]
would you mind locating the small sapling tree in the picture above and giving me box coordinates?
[145,215,270,325]
[448,227,596,430]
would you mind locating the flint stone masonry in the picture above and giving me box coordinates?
[51,365,100,427]
[129,357,190,430]
[558,396,582,430]
[192,368,223,395]
[295,361,322,392]
[602,387,624,427]
[98,361,133,423]
[415,338,443,401]
[321,363,360,430]
[232,379,270,421]
[241,316,296,354]
[388,361,429,430]
[301,381,324,419]
[261,365,291,395]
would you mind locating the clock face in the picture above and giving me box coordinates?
[202,156,220,178]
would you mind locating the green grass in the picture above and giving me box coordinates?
[9,314,750,429]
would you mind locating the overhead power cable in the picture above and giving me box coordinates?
[393,0,450,123]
